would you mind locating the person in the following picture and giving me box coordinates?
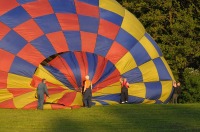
[83,75,92,108]
[120,77,129,104]
[36,79,50,110]
[173,82,181,104]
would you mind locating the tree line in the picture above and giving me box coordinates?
[117,0,200,103]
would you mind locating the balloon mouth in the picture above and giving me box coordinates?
[31,51,121,92]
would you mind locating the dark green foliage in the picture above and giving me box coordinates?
[117,0,200,103]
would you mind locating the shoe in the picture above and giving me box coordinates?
[125,101,128,103]
[121,101,125,104]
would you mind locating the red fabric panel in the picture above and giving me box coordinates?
[93,69,120,92]
[92,56,107,84]
[0,22,11,40]
[46,31,69,53]
[57,92,77,106]
[22,0,54,18]
[17,43,45,66]
[0,99,15,108]
[75,1,99,18]
[98,19,120,40]
[49,57,78,88]
[0,0,19,15]
[0,49,15,72]
[81,31,97,53]
[56,13,79,31]
[23,101,37,109]
[74,52,87,84]
[51,104,70,109]
[0,71,8,88]
[106,41,128,64]
[7,88,33,97]
[13,19,44,42]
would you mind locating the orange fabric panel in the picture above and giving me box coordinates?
[106,41,128,64]
[56,13,80,31]
[93,69,120,92]
[17,43,45,66]
[46,31,69,53]
[0,22,11,40]
[8,88,33,97]
[0,71,8,88]
[57,92,77,106]
[0,0,19,15]
[49,57,78,88]
[23,101,37,109]
[92,56,107,84]
[74,52,87,84]
[98,19,120,40]
[0,99,15,108]
[81,31,97,53]
[22,0,54,18]
[75,1,99,18]
[0,49,15,72]
[13,19,44,42]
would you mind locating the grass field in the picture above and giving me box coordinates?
[0,104,200,132]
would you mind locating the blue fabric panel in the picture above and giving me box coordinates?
[16,0,36,4]
[79,0,99,6]
[49,0,76,13]
[86,52,97,79]
[93,100,110,105]
[93,94,120,102]
[122,67,143,83]
[130,43,151,66]
[100,8,123,26]
[145,82,162,100]
[0,6,31,28]
[78,15,99,33]
[116,28,138,50]
[34,14,61,34]
[128,96,144,104]
[155,100,163,104]
[94,35,113,57]
[145,33,162,56]
[63,31,81,51]
[93,61,116,87]
[9,56,36,77]
[61,52,82,87]
[43,66,74,89]
[30,35,56,58]
[0,30,27,54]
[153,58,172,80]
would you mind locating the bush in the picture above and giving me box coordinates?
[179,68,200,103]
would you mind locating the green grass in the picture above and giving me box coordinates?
[0,104,200,132]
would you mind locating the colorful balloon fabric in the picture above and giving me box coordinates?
[0,0,174,109]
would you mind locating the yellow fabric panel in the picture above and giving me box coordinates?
[142,99,156,104]
[159,81,173,102]
[139,61,159,82]
[93,82,121,97]
[71,92,83,106]
[115,52,137,74]
[13,91,36,108]
[160,57,175,80]
[43,104,52,110]
[7,73,33,88]
[0,89,13,103]
[92,101,102,106]
[139,36,160,59]
[35,65,65,87]
[121,10,145,41]
[102,100,119,105]
[129,83,146,98]
[99,0,125,17]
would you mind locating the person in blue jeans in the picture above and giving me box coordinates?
[37,79,50,110]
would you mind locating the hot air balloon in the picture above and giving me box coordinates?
[0,0,174,109]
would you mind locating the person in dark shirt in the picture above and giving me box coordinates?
[172,82,181,104]
[37,79,50,110]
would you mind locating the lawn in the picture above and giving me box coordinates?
[0,104,200,132]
